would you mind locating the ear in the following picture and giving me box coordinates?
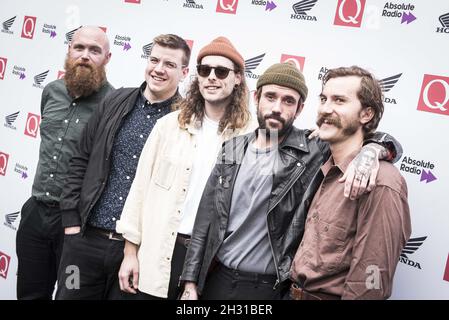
[181,66,189,81]
[234,72,242,86]
[104,52,112,65]
[294,102,304,119]
[253,90,259,106]
[360,107,374,125]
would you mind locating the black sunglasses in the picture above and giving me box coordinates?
[196,64,235,79]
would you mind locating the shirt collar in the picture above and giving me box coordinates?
[321,148,361,176]
[138,81,180,109]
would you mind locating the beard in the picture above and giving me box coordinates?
[257,108,295,138]
[316,113,359,137]
[63,56,106,98]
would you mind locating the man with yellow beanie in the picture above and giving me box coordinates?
[179,63,401,300]
[116,36,256,299]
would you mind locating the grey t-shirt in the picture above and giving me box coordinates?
[217,141,277,275]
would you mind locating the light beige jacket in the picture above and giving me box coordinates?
[116,110,256,298]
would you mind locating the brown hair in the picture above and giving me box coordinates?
[152,34,191,66]
[322,66,384,138]
[175,64,251,133]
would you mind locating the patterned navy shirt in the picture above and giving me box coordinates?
[88,85,178,230]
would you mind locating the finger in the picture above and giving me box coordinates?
[133,270,139,290]
[350,176,362,200]
[367,167,378,192]
[357,174,370,198]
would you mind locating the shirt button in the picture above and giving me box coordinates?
[50,174,54,178]
[133,155,137,159]
[45,192,50,196]
[119,197,123,200]
[186,168,190,171]
[58,137,62,141]
[147,115,151,119]
[112,217,116,221]
[64,119,68,123]
[183,188,186,192]
[296,162,301,167]
[126,176,130,180]
[299,144,304,147]
[140,134,144,138]
[53,156,57,160]
[72,102,76,106]
[158,109,161,112]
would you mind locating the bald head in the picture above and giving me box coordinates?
[69,26,111,67]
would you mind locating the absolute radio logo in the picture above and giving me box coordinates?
[12,65,26,80]
[4,111,19,130]
[244,54,265,80]
[21,15,36,39]
[334,0,366,28]
[183,0,204,10]
[280,54,305,72]
[216,0,239,15]
[14,163,29,179]
[0,251,11,279]
[417,74,449,117]
[0,152,9,176]
[379,73,402,105]
[251,1,277,12]
[114,34,132,51]
[24,113,41,138]
[400,155,437,184]
[291,0,318,21]
[32,70,49,89]
[1,16,16,35]
[436,13,449,34]
[42,23,57,39]
[4,211,19,231]
[382,2,416,24]
[400,236,427,269]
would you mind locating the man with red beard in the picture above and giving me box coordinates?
[180,63,402,300]
[16,26,112,300]
[289,66,411,300]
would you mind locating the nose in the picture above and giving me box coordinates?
[271,98,282,114]
[153,60,165,73]
[80,49,90,61]
[319,100,333,115]
[207,68,218,81]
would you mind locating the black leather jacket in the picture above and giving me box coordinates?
[180,127,401,293]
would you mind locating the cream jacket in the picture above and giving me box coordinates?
[116,110,256,298]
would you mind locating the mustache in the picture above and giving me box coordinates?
[316,114,342,128]
[264,113,285,125]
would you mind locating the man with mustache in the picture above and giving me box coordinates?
[179,63,401,300]
[289,66,411,300]
[56,34,190,299]
[16,26,113,300]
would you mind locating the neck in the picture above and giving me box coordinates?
[329,130,364,165]
[204,100,227,122]
[144,86,176,104]
[253,130,285,149]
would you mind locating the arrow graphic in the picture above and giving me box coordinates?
[265,1,277,11]
[19,73,26,80]
[420,170,437,183]
[50,31,57,38]
[123,42,131,51]
[401,12,416,24]
[21,171,28,179]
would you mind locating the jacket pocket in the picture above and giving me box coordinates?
[153,157,177,190]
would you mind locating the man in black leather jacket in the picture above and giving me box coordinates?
[179,63,401,300]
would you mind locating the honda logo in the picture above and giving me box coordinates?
[24,113,41,138]
[0,152,9,176]
[0,251,11,279]
[0,57,7,80]
[216,0,238,14]
[280,54,305,72]
[21,16,36,39]
[334,0,365,28]
[417,74,449,116]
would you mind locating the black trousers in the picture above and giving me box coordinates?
[16,196,63,300]
[201,262,281,300]
[167,235,189,300]
[55,226,137,300]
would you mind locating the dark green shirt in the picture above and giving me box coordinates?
[32,79,114,203]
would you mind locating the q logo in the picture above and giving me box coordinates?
[0,57,7,80]
[21,16,36,39]
[216,0,238,14]
[417,74,449,116]
[334,0,365,28]
[24,113,41,138]
[280,54,305,72]
[0,152,9,176]
[0,252,11,279]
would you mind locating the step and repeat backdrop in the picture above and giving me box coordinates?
[0,0,448,299]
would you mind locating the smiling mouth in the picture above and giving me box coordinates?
[151,75,166,82]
